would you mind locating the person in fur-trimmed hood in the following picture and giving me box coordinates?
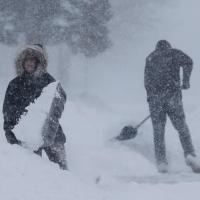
[3,44,67,170]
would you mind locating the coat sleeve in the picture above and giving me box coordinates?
[3,82,20,130]
[144,55,155,98]
[46,73,67,101]
[144,57,150,91]
[175,50,193,85]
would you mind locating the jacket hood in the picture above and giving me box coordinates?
[15,44,48,77]
[155,40,171,51]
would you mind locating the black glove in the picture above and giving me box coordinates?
[5,130,21,145]
[181,82,190,90]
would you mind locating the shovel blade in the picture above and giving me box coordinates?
[115,125,138,141]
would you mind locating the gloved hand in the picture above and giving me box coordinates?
[181,82,190,90]
[5,130,21,145]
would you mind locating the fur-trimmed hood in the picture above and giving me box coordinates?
[15,44,48,77]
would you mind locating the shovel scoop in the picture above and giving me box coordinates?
[115,114,151,141]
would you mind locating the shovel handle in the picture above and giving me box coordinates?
[135,114,151,130]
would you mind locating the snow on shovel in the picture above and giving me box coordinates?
[115,114,151,141]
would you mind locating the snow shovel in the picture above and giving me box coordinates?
[115,114,151,141]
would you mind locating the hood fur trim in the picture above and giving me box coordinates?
[15,45,48,77]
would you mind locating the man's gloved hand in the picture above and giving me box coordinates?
[181,82,190,90]
[5,130,21,145]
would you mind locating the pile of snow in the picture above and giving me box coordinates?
[13,81,59,150]
[1,99,200,200]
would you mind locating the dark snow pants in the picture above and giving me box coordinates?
[35,142,67,170]
[148,92,195,165]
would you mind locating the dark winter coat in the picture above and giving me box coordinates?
[144,40,193,100]
[3,45,66,145]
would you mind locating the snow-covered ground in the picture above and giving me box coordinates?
[1,0,200,200]
[1,96,200,200]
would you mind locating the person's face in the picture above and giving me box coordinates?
[23,58,37,73]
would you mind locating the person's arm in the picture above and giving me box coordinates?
[144,55,156,99]
[144,57,151,91]
[46,72,67,101]
[53,83,67,119]
[3,82,21,144]
[176,50,193,89]
[3,82,16,130]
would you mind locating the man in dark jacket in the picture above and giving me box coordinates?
[145,40,200,173]
[3,44,67,170]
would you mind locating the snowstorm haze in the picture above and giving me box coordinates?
[1,1,200,200]
[72,0,200,114]
[1,0,197,110]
